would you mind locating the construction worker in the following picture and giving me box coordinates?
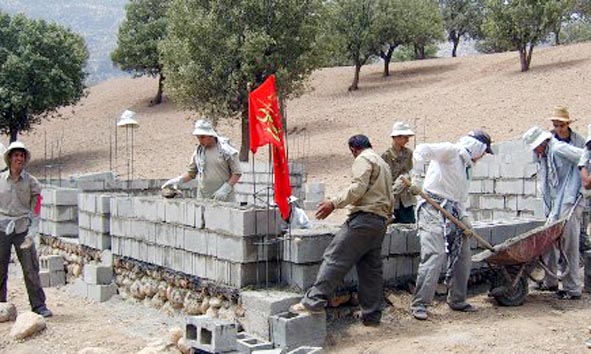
[162,119,242,201]
[547,106,591,255]
[410,129,493,320]
[0,141,52,317]
[523,126,583,299]
[290,135,393,327]
[381,122,416,223]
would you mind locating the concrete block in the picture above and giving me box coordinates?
[39,270,50,288]
[40,205,78,222]
[494,179,523,195]
[490,222,517,245]
[101,249,113,267]
[523,179,538,196]
[216,234,277,263]
[236,332,274,353]
[79,228,111,250]
[482,179,495,194]
[91,214,110,233]
[184,227,211,255]
[50,270,66,287]
[110,217,131,237]
[70,278,88,298]
[517,196,543,212]
[40,255,64,272]
[78,193,95,213]
[78,211,91,229]
[155,223,177,247]
[479,195,505,210]
[305,183,325,203]
[204,204,282,237]
[96,194,111,214]
[84,264,113,285]
[505,195,518,211]
[41,187,79,206]
[185,315,237,353]
[110,196,134,218]
[164,199,187,225]
[405,227,420,254]
[87,283,117,302]
[40,220,78,237]
[492,209,518,221]
[270,312,326,351]
[241,291,301,317]
[287,347,323,354]
[280,262,320,291]
[388,227,406,255]
[134,197,165,222]
[283,229,335,264]
[468,180,483,193]
[192,253,208,278]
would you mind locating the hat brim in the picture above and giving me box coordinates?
[192,129,218,137]
[526,131,553,150]
[390,130,415,137]
[549,117,574,123]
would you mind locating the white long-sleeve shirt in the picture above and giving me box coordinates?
[413,142,471,210]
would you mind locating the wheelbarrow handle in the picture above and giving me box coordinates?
[401,177,495,252]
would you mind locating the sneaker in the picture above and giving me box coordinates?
[448,302,478,312]
[555,290,581,300]
[289,303,324,315]
[533,282,558,292]
[33,306,53,318]
[411,308,428,320]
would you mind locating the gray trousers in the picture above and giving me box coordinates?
[0,230,46,310]
[302,212,386,322]
[411,203,472,310]
[543,204,583,296]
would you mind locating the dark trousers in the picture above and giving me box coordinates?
[394,205,416,224]
[302,212,386,322]
[0,230,46,310]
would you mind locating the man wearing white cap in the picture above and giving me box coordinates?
[0,141,52,317]
[523,126,584,299]
[410,129,493,320]
[381,122,416,223]
[162,119,242,201]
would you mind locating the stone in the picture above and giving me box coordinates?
[177,337,191,354]
[0,302,17,322]
[9,311,46,340]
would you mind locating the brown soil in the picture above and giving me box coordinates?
[4,43,591,352]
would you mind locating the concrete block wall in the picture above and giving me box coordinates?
[40,188,79,238]
[236,161,307,205]
[78,193,112,250]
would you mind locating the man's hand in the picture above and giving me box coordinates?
[408,184,422,195]
[315,200,335,220]
[212,182,233,201]
[162,176,182,189]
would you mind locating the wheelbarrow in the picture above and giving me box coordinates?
[472,198,581,306]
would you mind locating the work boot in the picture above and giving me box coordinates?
[448,302,477,312]
[33,305,53,318]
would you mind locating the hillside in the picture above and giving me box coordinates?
[13,42,591,199]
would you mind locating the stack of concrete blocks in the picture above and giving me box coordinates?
[302,183,325,210]
[240,290,301,343]
[38,255,66,288]
[109,195,283,288]
[269,311,327,352]
[467,139,544,221]
[72,262,117,302]
[39,187,79,238]
[185,315,238,353]
[236,162,306,206]
[78,193,112,250]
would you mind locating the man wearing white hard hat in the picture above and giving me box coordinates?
[523,126,584,299]
[162,119,242,201]
[0,141,52,317]
[410,129,493,320]
[381,121,416,223]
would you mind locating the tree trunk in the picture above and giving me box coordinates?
[518,46,529,72]
[153,73,164,105]
[526,43,534,69]
[9,127,18,143]
[381,45,396,77]
[349,62,362,91]
[554,28,560,45]
[452,38,460,57]
[239,109,249,162]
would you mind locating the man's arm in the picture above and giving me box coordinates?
[554,141,584,165]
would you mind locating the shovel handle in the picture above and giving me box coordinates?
[401,177,495,252]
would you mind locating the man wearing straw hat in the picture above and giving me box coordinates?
[382,121,416,223]
[547,107,591,255]
[162,119,242,201]
[0,141,52,317]
[410,129,493,320]
[523,126,584,299]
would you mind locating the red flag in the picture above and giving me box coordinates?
[249,75,292,220]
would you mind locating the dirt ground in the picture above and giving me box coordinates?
[4,43,591,352]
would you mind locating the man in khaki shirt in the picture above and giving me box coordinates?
[0,142,52,317]
[162,119,242,201]
[290,135,393,326]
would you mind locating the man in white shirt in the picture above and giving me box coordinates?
[410,130,493,320]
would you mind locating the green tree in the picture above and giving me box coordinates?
[0,12,87,142]
[483,0,564,72]
[375,0,411,76]
[549,0,575,45]
[407,0,445,60]
[440,0,485,57]
[160,0,324,161]
[328,0,380,90]
[111,0,170,105]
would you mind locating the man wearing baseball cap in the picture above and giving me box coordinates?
[523,126,584,299]
[162,119,242,201]
[0,141,52,317]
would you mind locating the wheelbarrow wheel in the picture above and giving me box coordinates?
[489,268,528,307]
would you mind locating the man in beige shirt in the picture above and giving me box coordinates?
[0,142,52,317]
[162,119,242,201]
[290,135,393,327]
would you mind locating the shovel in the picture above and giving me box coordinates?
[401,176,495,252]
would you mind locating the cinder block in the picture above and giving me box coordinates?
[164,199,187,225]
[216,234,277,263]
[305,183,325,203]
[468,180,483,193]
[283,230,335,264]
[479,195,505,210]
[87,283,117,302]
[203,204,282,237]
[96,195,111,214]
[91,214,110,233]
[523,179,538,196]
[280,262,320,291]
[78,211,91,229]
[494,179,523,195]
[84,264,113,285]
[270,312,326,351]
[40,220,78,237]
[40,255,64,272]
[241,291,301,317]
[236,332,274,353]
[42,188,79,206]
[40,205,78,222]
[134,197,165,222]
[482,179,495,194]
[49,270,66,287]
[39,270,50,288]
[78,193,96,213]
[110,196,134,218]
[388,227,406,255]
[184,227,211,255]
[185,315,237,353]
[287,347,323,354]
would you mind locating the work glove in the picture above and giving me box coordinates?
[162,175,183,189]
[212,182,233,201]
[408,184,422,195]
